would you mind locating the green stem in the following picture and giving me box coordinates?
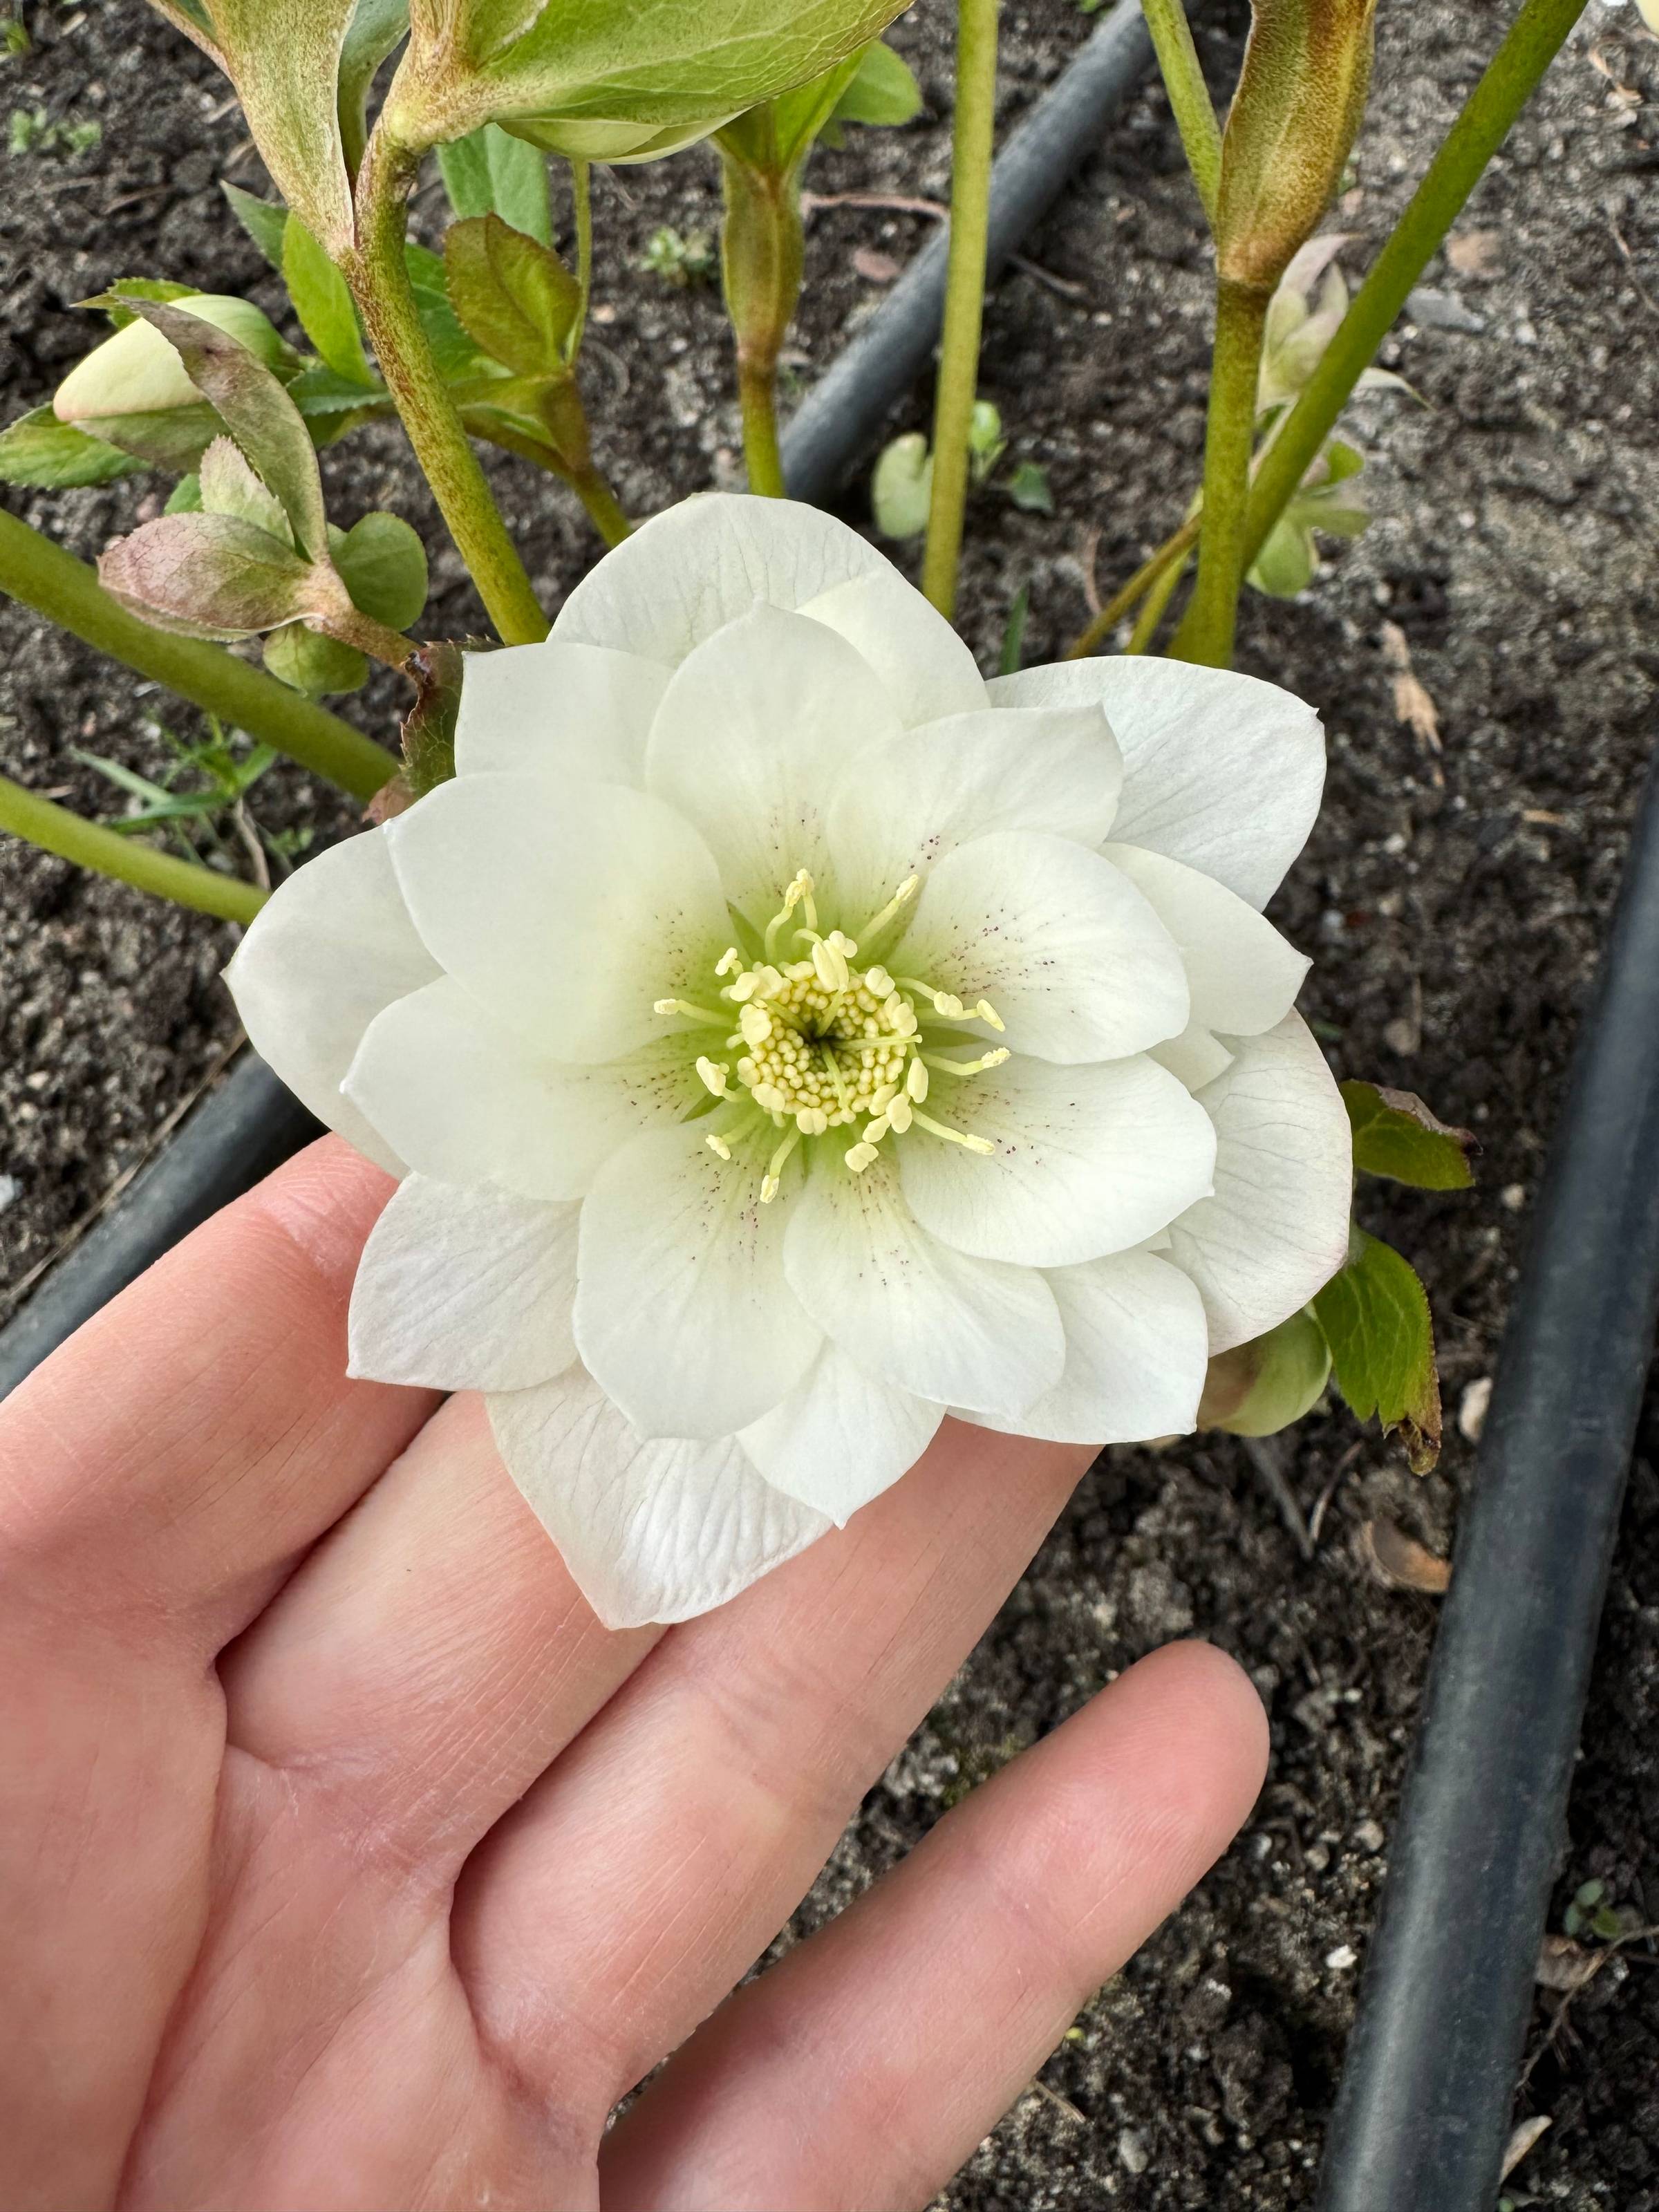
[0,771,267,924]
[1125,545,1190,655]
[348,124,549,645]
[566,464,632,548]
[568,158,593,362]
[1241,0,1588,576]
[1143,0,1221,227]
[1065,512,1201,658]
[718,142,802,500]
[0,507,392,801]
[921,0,1000,619]
[1170,279,1271,667]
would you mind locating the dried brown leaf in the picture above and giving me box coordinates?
[1360,1517,1451,1594]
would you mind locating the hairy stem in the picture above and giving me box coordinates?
[1241,0,1589,575]
[348,124,548,644]
[0,771,267,924]
[719,142,803,500]
[1065,512,1201,659]
[1143,0,1221,227]
[921,0,1000,618]
[1170,279,1271,667]
[0,508,392,800]
[1125,545,1191,655]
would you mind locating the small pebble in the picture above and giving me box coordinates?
[1354,1819,1386,1853]
[0,1173,16,1212]
[1118,2128,1150,2176]
[1501,1183,1527,1212]
[1326,1944,1359,1972]
[1459,1376,1494,1443]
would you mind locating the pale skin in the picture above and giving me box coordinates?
[0,1138,1269,2212]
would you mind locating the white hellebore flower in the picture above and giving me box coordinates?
[228,496,1353,1629]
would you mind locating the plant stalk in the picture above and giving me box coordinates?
[0,508,392,800]
[1241,0,1588,577]
[1065,512,1200,658]
[1143,0,1221,227]
[0,770,267,923]
[568,158,593,362]
[1170,278,1271,667]
[1125,545,1191,655]
[718,142,803,500]
[921,0,1000,618]
[348,124,549,644]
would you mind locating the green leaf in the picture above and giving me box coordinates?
[91,277,200,330]
[165,472,203,512]
[120,295,329,559]
[1342,1081,1477,1191]
[75,404,220,473]
[830,39,921,127]
[97,510,324,641]
[444,213,580,375]
[1311,1229,1441,1472]
[438,121,550,242]
[401,638,464,798]
[1248,514,1315,599]
[997,583,1029,677]
[755,48,866,172]
[404,238,487,380]
[871,431,931,539]
[1006,459,1053,514]
[263,619,369,697]
[194,0,360,256]
[223,182,290,269]
[281,215,375,385]
[198,434,292,541]
[287,363,391,418]
[332,510,428,630]
[339,0,409,166]
[0,405,143,488]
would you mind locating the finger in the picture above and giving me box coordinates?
[1,1136,433,1647]
[601,1642,1268,2212]
[0,1137,429,2209]
[220,1392,657,1874]
[454,1419,1096,2102]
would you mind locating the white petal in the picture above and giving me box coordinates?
[348,1174,579,1392]
[783,1147,1065,1418]
[827,705,1123,928]
[386,775,730,1063]
[225,828,438,1173]
[343,977,702,1201]
[988,656,1324,908]
[1103,842,1310,1035]
[1165,1012,1353,1352]
[895,830,1189,1062]
[900,1050,1217,1267]
[644,603,901,927]
[453,640,667,787]
[489,1367,830,1629]
[966,1249,1210,1444]
[574,1118,823,1441]
[1150,1023,1236,1091]
[738,1343,944,1526]
[552,492,889,667]
[796,569,986,726]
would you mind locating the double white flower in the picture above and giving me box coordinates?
[230,496,1352,1627]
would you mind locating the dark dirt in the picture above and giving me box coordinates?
[3,0,1658,2204]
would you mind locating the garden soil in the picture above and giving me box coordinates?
[3,1,1658,2204]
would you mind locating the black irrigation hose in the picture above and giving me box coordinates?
[0,0,1161,1404]
[1316,741,1659,2212]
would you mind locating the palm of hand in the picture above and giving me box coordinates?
[1,1143,1264,2212]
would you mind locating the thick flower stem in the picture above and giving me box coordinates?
[0,507,393,801]
[921,0,1000,619]
[1241,0,1588,577]
[0,770,267,924]
[1170,279,1271,668]
[1065,512,1200,659]
[1143,0,1221,227]
[348,125,549,645]
[718,142,803,500]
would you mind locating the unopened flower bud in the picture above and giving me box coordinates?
[54,297,285,425]
[1215,0,1378,297]
[1197,1308,1332,1437]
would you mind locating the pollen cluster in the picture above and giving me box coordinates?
[655,868,1008,1199]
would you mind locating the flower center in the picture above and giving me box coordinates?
[654,869,1011,1201]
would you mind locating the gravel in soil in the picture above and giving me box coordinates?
[2,2,1658,2204]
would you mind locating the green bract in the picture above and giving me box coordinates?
[382,0,910,160]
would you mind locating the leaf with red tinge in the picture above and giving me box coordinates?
[1342,1079,1477,1190]
[99,512,323,641]
[1312,1229,1441,1471]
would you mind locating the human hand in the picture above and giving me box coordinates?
[0,1139,1267,2212]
